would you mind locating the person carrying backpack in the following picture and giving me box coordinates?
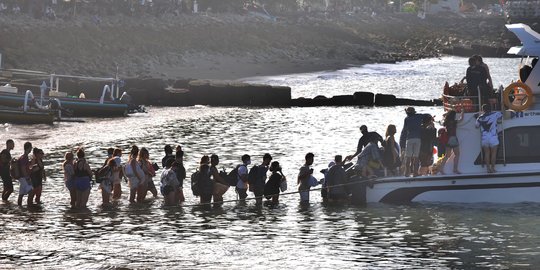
[235,154,251,201]
[249,153,272,206]
[195,155,213,205]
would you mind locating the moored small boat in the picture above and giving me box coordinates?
[0,69,142,117]
[0,108,56,125]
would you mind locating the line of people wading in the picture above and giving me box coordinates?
[0,105,500,208]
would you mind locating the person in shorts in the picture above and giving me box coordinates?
[400,107,429,177]
[476,104,502,173]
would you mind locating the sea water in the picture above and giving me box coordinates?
[1,56,538,269]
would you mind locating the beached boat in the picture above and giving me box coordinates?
[0,70,141,117]
[0,108,56,125]
[0,90,59,124]
[353,23,540,204]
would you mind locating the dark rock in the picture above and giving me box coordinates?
[330,95,356,106]
[353,91,374,106]
[374,93,396,106]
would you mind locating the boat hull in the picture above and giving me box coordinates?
[366,172,540,204]
[0,92,128,117]
[0,109,55,124]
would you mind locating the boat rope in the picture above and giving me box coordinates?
[176,175,377,208]
[10,175,380,214]
[50,178,377,214]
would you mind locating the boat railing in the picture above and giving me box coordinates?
[442,94,482,113]
[99,85,114,104]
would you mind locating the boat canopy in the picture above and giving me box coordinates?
[506,24,540,57]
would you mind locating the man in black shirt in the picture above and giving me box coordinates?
[0,139,14,201]
[347,125,383,162]
[466,56,489,104]
[161,144,175,169]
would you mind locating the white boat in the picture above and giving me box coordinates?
[361,23,540,204]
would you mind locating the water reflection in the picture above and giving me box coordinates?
[1,58,539,268]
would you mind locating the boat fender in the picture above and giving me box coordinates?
[503,82,533,111]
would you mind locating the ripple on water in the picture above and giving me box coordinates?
[1,58,539,268]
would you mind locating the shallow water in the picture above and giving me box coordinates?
[1,56,538,269]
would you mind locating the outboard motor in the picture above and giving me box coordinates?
[119,92,132,104]
[49,98,60,110]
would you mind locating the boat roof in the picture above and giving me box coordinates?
[506,23,540,56]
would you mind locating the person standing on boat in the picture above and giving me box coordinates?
[464,56,489,104]
[0,139,14,201]
[172,150,186,203]
[382,125,400,176]
[17,142,34,206]
[473,55,493,90]
[73,148,93,209]
[235,154,251,202]
[346,125,383,162]
[63,152,76,208]
[476,104,503,174]
[28,148,45,205]
[400,107,427,177]
[325,155,348,203]
[298,152,316,203]
[439,109,464,174]
[418,115,437,176]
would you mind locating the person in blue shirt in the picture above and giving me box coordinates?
[400,107,427,177]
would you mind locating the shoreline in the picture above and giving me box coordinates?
[0,13,515,81]
[156,56,370,81]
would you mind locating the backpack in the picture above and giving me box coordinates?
[191,170,201,196]
[10,158,20,179]
[226,165,242,186]
[95,166,111,184]
[247,165,259,186]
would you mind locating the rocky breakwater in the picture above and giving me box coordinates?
[123,78,291,107]
[13,78,291,107]
[292,92,441,107]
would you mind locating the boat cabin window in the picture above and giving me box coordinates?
[475,126,540,164]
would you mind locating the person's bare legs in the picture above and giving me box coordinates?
[482,146,491,173]
[403,157,411,176]
[490,146,498,173]
[112,184,122,199]
[129,188,137,203]
[453,147,461,174]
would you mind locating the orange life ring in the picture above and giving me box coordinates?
[503,82,533,111]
